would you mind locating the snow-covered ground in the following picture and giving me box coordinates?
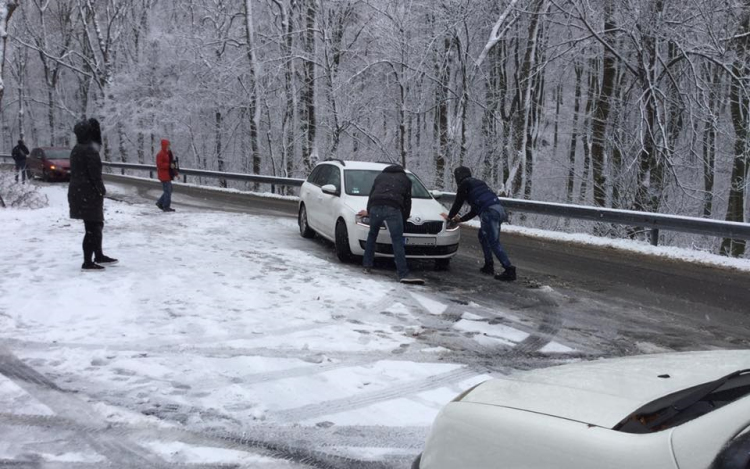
[1,185,523,467]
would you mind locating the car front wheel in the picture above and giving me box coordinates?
[335,219,353,263]
[298,204,315,238]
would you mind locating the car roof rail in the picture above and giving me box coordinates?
[324,158,346,166]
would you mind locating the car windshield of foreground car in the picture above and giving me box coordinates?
[44,150,71,160]
[344,170,432,199]
[615,369,750,434]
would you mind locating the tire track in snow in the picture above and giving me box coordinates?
[272,366,477,423]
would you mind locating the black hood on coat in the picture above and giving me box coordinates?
[73,118,103,146]
[383,164,405,174]
[454,166,472,184]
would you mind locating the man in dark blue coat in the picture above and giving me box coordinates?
[11,139,29,183]
[443,166,516,281]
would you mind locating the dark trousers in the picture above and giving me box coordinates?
[14,160,27,183]
[363,205,410,279]
[83,220,104,263]
[157,181,172,208]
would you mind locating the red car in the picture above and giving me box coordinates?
[27,147,72,181]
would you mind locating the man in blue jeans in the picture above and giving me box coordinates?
[358,164,424,285]
[443,166,516,281]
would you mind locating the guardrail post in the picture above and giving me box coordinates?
[183,174,187,184]
[650,229,659,246]
[149,170,153,179]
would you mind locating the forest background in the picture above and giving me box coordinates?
[0,0,748,257]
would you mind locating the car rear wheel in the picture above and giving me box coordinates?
[335,219,353,263]
[298,204,315,238]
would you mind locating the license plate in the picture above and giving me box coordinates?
[404,237,437,246]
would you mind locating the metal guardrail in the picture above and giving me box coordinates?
[2,154,749,245]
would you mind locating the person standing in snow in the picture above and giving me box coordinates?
[68,118,118,271]
[11,139,30,183]
[358,164,424,285]
[155,139,177,212]
[443,166,516,281]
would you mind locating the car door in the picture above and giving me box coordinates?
[304,165,331,234]
[318,165,342,239]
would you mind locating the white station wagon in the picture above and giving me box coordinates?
[298,160,460,268]
[415,350,750,469]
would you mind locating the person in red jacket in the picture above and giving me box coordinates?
[155,139,177,212]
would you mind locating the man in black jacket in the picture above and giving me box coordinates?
[11,139,29,183]
[358,164,424,285]
[443,166,516,281]
[68,118,118,271]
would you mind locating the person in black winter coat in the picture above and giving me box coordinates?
[67,118,118,271]
[444,166,516,281]
[11,139,29,183]
[358,164,424,284]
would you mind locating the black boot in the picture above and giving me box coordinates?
[82,261,105,271]
[495,266,516,282]
[95,255,119,265]
[479,264,495,275]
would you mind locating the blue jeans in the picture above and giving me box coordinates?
[363,205,409,279]
[157,181,172,208]
[15,160,27,183]
[479,204,512,269]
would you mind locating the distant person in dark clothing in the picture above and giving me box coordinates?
[68,118,118,271]
[12,139,29,183]
[443,166,516,281]
[358,164,424,285]
[155,139,177,212]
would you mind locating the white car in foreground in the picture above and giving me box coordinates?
[415,351,750,469]
[298,160,460,268]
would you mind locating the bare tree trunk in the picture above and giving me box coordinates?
[579,58,598,204]
[0,1,19,109]
[702,64,721,218]
[244,0,261,187]
[299,0,317,172]
[216,110,227,187]
[721,2,750,257]
[566,63,583,204]
[590,0,617,208]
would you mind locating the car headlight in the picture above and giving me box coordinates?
[446,221,460,232]
[356,215,385,230]
[49,165,57,170]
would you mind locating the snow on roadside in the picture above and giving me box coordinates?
[0,184,490,465]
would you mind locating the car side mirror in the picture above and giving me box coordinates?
[321,184,339,196]
[430,190,443,199]
[711,431,750,469]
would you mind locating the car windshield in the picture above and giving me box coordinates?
[614,369,750,433]
[44,150,71,160]
[344,170,432,199]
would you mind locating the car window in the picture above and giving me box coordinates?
[43,149,71,160]
[312,165,332,187]
[344,170,432,199]
[323,166,341,192]
[307,166,323,184]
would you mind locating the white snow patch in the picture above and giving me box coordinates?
[140,441,279,465]
[454,319,529,346]
[461,312,484,321]
[410,293,448,315]
[539,342,575,354]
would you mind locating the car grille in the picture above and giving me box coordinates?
[404,221,443,234]
[359,241,459,256]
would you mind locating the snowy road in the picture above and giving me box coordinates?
[1,181,749,468]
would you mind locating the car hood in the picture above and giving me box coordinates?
[462,350,750,428]
[345,197,446,223]
[47,159,70,167]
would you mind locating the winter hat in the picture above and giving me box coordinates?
[18,139,24,145]
[454,166,472,183]
[161,139,170,150]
